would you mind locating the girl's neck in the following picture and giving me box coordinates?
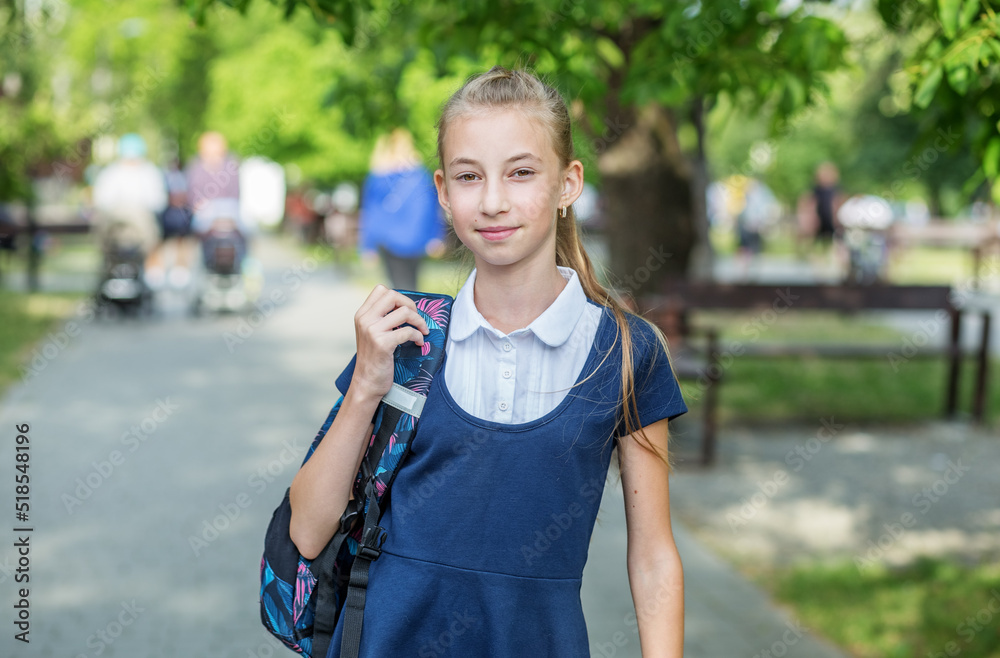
[472,256,567,335]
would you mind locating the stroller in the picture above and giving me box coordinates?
[192,199,254,314]
[94,208,158,316]
[837,195,894,285]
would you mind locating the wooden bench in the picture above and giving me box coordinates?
[0,206,91,291]
[889,220,997,284]
[640,282,990,466]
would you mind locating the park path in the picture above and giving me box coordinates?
[0,234,846,657]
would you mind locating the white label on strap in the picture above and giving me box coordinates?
[381,383,427,418]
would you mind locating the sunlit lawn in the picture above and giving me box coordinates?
[757,559,1000,658]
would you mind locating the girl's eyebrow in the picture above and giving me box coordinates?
[448,153,540,168]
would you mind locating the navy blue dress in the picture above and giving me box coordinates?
[327,304,687,657]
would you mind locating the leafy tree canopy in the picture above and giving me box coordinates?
[878,0,1000,204]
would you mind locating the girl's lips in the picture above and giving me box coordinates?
[478,227,518,241]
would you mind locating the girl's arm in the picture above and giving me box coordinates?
[619,417,684,656]
[289,285,428,560]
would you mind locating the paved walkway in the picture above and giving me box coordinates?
[0,234,849,657]
[668,420,1000,570]
[583,481,847,657]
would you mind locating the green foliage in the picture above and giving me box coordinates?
[200,1,371,180]
[0,0,73,199]
[190,0,848,181]
[707,11,979,214]
[1,0,220,195]
[879,0,1000,204]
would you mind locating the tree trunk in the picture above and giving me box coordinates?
[688,96,715,281]
[597,103,700,301]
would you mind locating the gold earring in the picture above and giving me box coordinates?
[559,206,567,219]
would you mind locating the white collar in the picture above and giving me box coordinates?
[449,266,588,347]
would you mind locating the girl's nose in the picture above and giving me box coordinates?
[479,179,510,217]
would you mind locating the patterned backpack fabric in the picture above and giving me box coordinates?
[260,291,453,658]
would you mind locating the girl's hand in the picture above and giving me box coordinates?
[351,285,429,401]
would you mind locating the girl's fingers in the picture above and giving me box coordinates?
[383,326,428,352]
[351,287,429,397]
[358,287,420,328]
[356,284,416,326]
[370,306,430,343]
[355,283,391,320]
[360,293,429,336]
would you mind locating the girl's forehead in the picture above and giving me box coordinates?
[441,108,555,163]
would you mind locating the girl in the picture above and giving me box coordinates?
[289,66,687,657]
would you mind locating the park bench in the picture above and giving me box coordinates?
[640,281,991,466]
[889,220,998,284]
[0,204,90,291]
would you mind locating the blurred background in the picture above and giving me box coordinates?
[0,0,998,656]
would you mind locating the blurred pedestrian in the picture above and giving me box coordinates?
[186,131,243,235]
[812,162,843,245]
[157,158,195,288]
[284,185,321,243]
[323,182,360,269]
[734,178,777,276]
[797,162,847,273]
[358,128,444,291]
[91,133,167,285]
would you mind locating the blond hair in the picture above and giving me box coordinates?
[436,65,672,463]
[370,127,421,173]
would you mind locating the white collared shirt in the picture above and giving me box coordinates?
[443,266,604,424]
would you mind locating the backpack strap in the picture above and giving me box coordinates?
[311,290,450,658]
[337,404,403,658]
[307,526,347,658]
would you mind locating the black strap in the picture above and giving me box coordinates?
[338,404,402,658]
[338,480,385,658]
[310,527,346,658]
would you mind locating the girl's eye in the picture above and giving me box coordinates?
[512,169,533,178]
[457,173,479,182]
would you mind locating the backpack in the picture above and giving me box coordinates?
[260,291,453,658]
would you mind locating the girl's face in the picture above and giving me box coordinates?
[435,109,583,271]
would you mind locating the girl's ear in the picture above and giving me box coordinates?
[560,160,585,210]
[434,168,451,214]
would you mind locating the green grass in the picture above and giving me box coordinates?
[758,558,1000,658]
[680,355,997,425]
[888,247,978,285]
[0,290,85,392]
[35,234,101,274]
[695,309,903,343]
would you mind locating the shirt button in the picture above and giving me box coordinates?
[502,369,512,379]
[498,401,509,411]
[502,342,512,352]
